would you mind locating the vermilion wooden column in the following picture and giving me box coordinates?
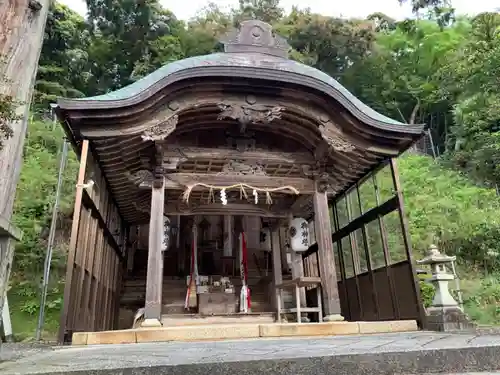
[313,188,343,321]
[143,177,165,326]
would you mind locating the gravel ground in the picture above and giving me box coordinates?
[0,343,54,363]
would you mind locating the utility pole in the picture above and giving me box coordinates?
[0,0,51,331]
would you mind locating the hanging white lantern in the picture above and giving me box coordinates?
[161,216,171,252]
[289,217,310,252]
[260,227,271,252]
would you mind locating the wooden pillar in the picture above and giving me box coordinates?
[279,227,289,273]
[288,214,306,308]
[223,215,233,257]
[143,178,165,326]
[313,188,343,320]
[127,241,136,273]
[390,158,427,327]
[271,226,282,315]
[58,140,89,343]
[193,221,199,280]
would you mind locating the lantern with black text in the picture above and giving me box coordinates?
[162,216,171,252]
[289,217,310,252]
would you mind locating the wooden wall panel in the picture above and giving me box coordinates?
[59,141,127,344]
[338,261,420,323]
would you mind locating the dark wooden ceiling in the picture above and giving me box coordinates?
[58,76,423,225]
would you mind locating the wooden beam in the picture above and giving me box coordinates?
[289,194,312,215]
[140,173,314,194]
[162,146,315,165]
[313,188,343,320]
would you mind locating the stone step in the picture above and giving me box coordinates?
[160,313,275,327]
[162,303,186,315]
[71,320,419,347]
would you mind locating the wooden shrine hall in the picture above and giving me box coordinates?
[54,20,426,344]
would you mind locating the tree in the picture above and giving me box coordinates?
[34,2,90,111]
[445,13,500,185]
[277,9,375,79]
[234,0,284,25]
[84,0,183,92]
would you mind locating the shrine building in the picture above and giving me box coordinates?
[54,20,426,344]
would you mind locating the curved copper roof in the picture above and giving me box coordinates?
[57,20,424,136]
[55,21,425,224]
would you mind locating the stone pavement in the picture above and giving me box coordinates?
[2,331,500,374]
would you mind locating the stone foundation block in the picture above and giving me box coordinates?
[259,322,360,337]
[390,320,418,332]
[71,332,88,346]
[358,321,392,334]
[86,329,137,345]
[426,307,476,332]
[136,324,260,343]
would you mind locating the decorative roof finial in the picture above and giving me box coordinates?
[221,20,290,58]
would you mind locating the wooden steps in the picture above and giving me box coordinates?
[120,276,274,312]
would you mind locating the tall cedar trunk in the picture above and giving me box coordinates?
[0,0,50,324]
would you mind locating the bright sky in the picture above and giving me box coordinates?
[58,0,499,21]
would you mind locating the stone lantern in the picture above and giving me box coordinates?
[417,245,475,332]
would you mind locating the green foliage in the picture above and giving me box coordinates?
[12,119,78,274]
[0,59,21,150]
[398,154,500,270]
[461,277,500,324]
[0,92,19,150]
[35,2,89,111]
[419,279,435,308]
[7,274,63,341]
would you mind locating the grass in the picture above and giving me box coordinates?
[457,275,500,325]
[6,274,63,342]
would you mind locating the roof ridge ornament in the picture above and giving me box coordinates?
[221,20,290,58]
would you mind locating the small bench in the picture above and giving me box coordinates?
[275,276,322,323]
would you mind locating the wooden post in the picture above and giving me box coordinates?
[287,214,306,309]
[0,0,50,326]
[279,226,289,273]
[271,226,282,321]
[313,188,343,321]
[58,140,89,342]
[373,173,400,319]
[223,215,233,257]
[390,158,427,327]
[142,178,165,326]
